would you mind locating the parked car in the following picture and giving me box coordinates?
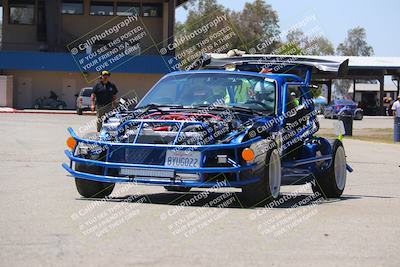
[323,99,363,120]
[76,87,93,115]
[63,55,353,206]
[33,91,67,110]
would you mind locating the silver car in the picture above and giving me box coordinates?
[76,87,93,115]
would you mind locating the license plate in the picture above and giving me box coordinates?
[165,150,201,168]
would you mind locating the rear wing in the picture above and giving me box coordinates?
[190,53,349,78]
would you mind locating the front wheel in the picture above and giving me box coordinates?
[77,108,83,115]
[75,163,115,198]
[242,145,281,206]
[34,104,40,109]
[312,140,347,198]
[57,104,64,110]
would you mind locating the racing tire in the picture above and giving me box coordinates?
[312,140,347,198]
[164,186,191,192]
[77,108,83,115]
[241,144,281,206]
[74,163,115,198]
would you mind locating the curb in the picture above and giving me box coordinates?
[0,108,95,115]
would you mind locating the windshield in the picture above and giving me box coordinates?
[138,73,276,114]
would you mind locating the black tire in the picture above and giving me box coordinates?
[312,140,347,198]
[77,108,83,115]
[241,143,281,206]
[354,112,363,120]
[34,104,40,109]
[57,104,64,110]
[75,163,115,198]
[164,186,191,192]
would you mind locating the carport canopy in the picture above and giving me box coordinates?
[308,56,400,115]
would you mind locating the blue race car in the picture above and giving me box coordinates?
[323,99,363,120]
[63,55,353,205]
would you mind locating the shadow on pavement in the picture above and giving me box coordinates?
[77,190,367,209]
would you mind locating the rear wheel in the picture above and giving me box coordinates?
[312,140,347,198]
[75,163,115,198]
[242,144,281,206]
[34,104,40,109]
[354,111,363,120]
[164,186,191,192]
[57,104,64,110]
[77,108,83,115]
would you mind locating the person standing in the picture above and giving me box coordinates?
[392,96,400,117]
[91,71,118,132]
[392,95,400,142]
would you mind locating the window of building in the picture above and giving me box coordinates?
[37,0,46,41]
[90,1,114,16]
[61,0,84,15]
[116,3,140,16]
[9,0,35,25]
[142,4,162,17]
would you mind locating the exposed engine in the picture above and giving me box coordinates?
[101,111,246,145]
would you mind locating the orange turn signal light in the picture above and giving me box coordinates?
[242,148,255,162]
[66,137,77,150]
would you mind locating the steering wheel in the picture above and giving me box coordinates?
[244,100,269,109]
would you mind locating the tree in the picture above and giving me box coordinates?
[175,0,281,59]
[286,29,334,56]
[335,26,374,96]
[173,0,232,69]
[231,0,280,53]
[337,26,374,56]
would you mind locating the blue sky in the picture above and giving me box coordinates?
[176,0,400,57]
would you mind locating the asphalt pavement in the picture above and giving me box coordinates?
[0,113,399,267]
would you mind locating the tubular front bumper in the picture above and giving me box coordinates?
[62,127,262,188]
